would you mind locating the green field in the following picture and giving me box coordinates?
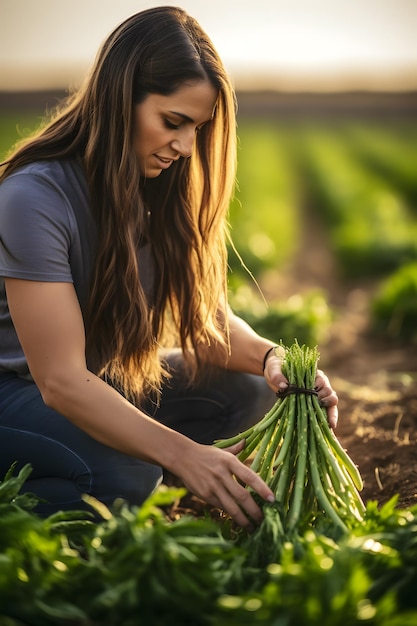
[0,111,45,161]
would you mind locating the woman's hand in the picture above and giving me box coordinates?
[314,369,338,430]
[263,347,338,430]
[176,440,274,532]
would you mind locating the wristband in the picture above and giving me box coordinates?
[262,345,279,372]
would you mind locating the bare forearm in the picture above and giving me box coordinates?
[226,313,276,374]
[200,311,275,375]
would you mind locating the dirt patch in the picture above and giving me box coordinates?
[323,326,417,509]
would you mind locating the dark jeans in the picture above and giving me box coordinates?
[0,356,275,517]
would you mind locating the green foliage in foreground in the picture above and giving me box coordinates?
[1,464,417,625]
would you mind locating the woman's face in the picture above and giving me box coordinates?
[133,79,218,178]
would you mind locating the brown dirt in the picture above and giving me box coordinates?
[329,340,417,509]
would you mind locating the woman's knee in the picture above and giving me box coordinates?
[23,458,163,518]
[0,424,163,516]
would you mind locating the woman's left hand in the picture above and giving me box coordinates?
[264,349,338,430]
[314,369,338,430]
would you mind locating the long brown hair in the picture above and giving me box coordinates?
[0,6,237,401]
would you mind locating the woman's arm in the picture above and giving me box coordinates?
[202,308,339,429]
[5,278,274,530]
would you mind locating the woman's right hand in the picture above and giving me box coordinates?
[176,440,275,531]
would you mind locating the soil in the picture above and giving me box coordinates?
[325,335,417,509]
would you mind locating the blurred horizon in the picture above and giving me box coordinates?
[1,0,417,93]
[1,64,417,95]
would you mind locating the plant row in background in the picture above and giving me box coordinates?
[294,124,417,278]
[229,119,417,283]
[230,119,417,344]
[346,123,417,208]
[1,462,417,625]
[227,122,301,286]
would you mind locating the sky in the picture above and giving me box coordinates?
[1,0,417,91]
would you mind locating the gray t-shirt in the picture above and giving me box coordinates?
[0,159,153,378]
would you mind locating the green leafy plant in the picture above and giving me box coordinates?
[371,262,417,343]
[1,464,417,625]
[296,126,417,278]
[229,287,333,347]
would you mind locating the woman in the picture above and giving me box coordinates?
[0,6,337,531]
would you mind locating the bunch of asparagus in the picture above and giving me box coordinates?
[216,342,365,533]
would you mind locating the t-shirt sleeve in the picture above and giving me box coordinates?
[0,172,74,282]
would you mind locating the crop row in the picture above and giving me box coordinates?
[228,122,301,284]
[230,120,417,343]
[344,123,417,207]
[293,125,417,279]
